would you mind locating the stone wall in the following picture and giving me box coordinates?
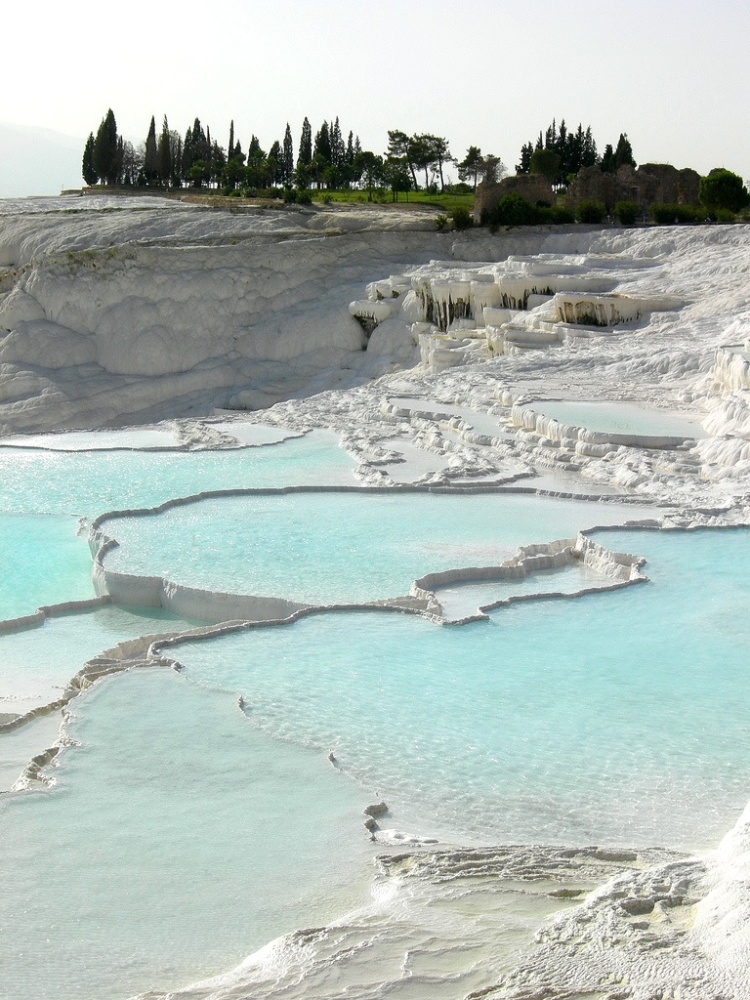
[565,163,701,211]
[477,163,702,217]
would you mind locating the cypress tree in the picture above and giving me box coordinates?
[314,121,332,166]
[516,142,533,175]
[601,144,616,173]
[157,116,172,185]
[82,132,98,185]
[144,115,158,183]
[92,109,119,186]
[582,127,598,168]
[282,123,294,184]
[330,117,344,168]
[115,136,124,185]
[298,117,312,168]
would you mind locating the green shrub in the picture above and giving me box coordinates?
[699,169,750,213]
[483,193,541,229]
[714,208,738,223]
[650,203,704,224]
[537,203,574,225]
[434,214,448,231]
[480,195,576,230]
[282,186,297,203]
[296,189,312,205]
[575,199,606,224]
[614,200,639,225]
[450,206,473,230]
[550,204,575,224]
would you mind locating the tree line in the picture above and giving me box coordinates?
[82,110,646,198]
[82,109,510,197]
[516,118,636,184]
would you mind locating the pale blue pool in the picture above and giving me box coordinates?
[0,513,94,618]
[0,430,355,516]
[100,492,646,605]
[0,669,370,1000]
[1,419,748,1000]
[172,527,750,852]
[0,431,356,620]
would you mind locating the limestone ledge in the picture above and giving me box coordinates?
[509,402,699,452]
[411,533,646,623]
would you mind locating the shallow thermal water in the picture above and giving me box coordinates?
[529,399,706,439]
[171,526,750,852]
[0,513,94,617]
[0,431,355,619]
[100,492,648,605]
[0,669,371,1000]
[1,424,748,1000]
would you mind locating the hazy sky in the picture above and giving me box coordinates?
[3,0,749,185]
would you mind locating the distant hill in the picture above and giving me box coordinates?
[0,121,84,198]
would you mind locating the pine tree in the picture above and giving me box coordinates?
[601,144,616,173]
[282,123,294,184]
[614,133,636,169]
[228,120,235,160]
[82,132,98,185]
[458,146,484,190]
[144,116,158,183]
[516,142,533,175]
[92,109,119,185]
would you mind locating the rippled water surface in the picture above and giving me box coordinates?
[101,492,645,604]
[173,527,750,851]
[1,422,748,1000]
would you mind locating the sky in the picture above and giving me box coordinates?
[1,0,749,197]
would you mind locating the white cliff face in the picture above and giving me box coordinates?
[0,200,454,432]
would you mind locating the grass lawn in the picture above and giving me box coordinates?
[308,189,475,213]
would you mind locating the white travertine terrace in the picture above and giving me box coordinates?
[4,201,750,999]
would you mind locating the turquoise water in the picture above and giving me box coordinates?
[172,527,750,852]
[0,605,199,718]
[0,513,94,618]
[101,492,643,605]
[1,420,749,1000]
[0,432,355,620]
[0,431,355,517]
[0,669,370,1000]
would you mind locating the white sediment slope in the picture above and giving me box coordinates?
[4,196,750,1000]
